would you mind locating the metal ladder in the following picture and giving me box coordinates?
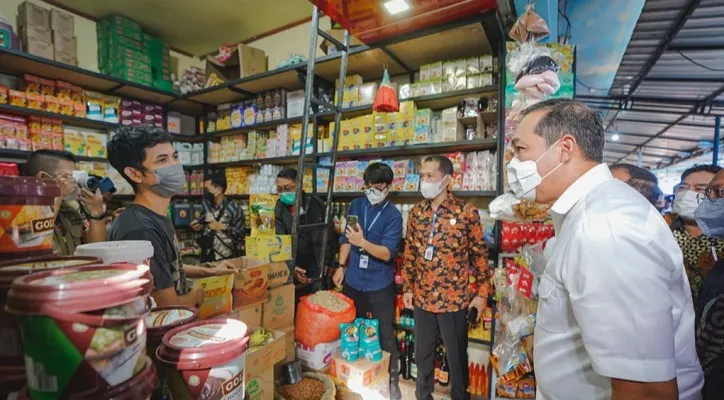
[290,6,350,289]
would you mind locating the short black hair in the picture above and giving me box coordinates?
[610,163,658,184]
[363,163,394,185]
[521,99,604,162]
[627,179,660,206]
[25,150,76,177]
[681,164,722,182]
[422,155,454,175]
[107,125,172,189]
[277,168,298,181]
[207,174,227,192]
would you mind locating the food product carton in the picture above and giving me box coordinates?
[17,2,49,30]
[224,257,275,304]
[246,327,286,377]
[50,9,74,36]
[329,351,391,390]
[297,340,341,371]
[246,367,274,400]
[262,283,295,330]
[245,235,292,263]
[334,372,390,400]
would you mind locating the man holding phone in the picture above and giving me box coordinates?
[333,162,403,400]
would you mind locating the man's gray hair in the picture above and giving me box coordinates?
[521,98,604,162]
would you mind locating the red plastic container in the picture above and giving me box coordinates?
[157,319,250,400]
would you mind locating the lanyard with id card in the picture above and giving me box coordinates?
[359,201,388,269]
[424,210,441,261]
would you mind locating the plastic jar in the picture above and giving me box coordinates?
[5,263,153,399]
[0,256,100,370]
[74,240,154,265]
[157,319,250,400]
[0,176,60,260]
[18,357,157,400]
[146,307,199,398]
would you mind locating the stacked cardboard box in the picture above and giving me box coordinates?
[16,2,76,64]
[50,8,76,65]
[96,14,172,90]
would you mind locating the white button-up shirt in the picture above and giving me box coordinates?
[534,164,704,400]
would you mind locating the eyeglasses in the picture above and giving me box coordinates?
[703,187,724,201]
[362,185,388,196]
[277,185,296,193]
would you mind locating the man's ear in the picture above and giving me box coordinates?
[124,166,144,185]
[559,134,577,163]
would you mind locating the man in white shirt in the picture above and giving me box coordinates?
[508,99,704,400]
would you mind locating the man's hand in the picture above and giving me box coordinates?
[333,267,345,289]
[191,286,205,307]
[190,220,203,232]
[79,188,105,217]
[295,267,311,284]
[468,295,485,321]
[403,292,414,309]
[208,260,240,276]
[209,221,226,231]
[345,223,366,248]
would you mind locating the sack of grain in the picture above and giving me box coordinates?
[295,291,356,348]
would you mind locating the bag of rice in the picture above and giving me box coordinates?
[296,291,356,348]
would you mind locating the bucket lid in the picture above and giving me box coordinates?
[157,319,249,370]
[74,241,154,261]
[0,176,60,198]
[6,264,151,315]
[146,306,199,338]
[0,255,100,279]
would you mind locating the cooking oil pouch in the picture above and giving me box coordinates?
[359,318,382,362]
[250,194,277,236]
[340,321,360,362]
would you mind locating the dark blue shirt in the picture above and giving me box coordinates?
[341,197,403,292]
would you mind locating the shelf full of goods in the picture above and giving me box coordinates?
[485,7,576,399]
[0,175,301,399]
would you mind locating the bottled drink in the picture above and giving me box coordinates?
[438,346,450,387]
[399,335,407,378]
[402,334,412,380]
[409,334,417,381]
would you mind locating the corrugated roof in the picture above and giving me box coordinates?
[579,0,724,169]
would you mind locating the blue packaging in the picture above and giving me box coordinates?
[340,321,360,362]
[359,318,383,362]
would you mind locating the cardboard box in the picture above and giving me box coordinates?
[245,235,292,263]
[279,325,295,364]
[17,1,49,30]
[50,9,74,36]
[297,340,341,371]
[246,327,286,376]
[206,44,267,81]
[24,40,53,60]
[334,373,390,400]
[262,283,294,330]
[20,26,51,43]
[52,32,76,56]
[54,51,77,66]
[225,257,272,305]
[266,260,290,288]
[246,366,274,400]
[329,351,391,390]
[228,302,262,326]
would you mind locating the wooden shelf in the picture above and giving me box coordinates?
[322,138,497,159]
[172,134,205,143]
[0,148,107,163]
[0,104,118,130]
[207,155,305,168]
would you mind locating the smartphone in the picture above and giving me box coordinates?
[347,215,359,231]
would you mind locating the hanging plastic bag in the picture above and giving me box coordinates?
[373,67,399,113]
[296,291,356,348]
[509,5,551,43]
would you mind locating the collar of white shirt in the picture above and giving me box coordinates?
[549,163,613,231]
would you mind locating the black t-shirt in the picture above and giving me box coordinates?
[108,203,190,295]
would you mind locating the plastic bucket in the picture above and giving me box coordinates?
[74,241,154,266]
[0,176,60,260]
[157,319,250,400]
[5,264,152,399]
[0,364,25,399]
[18,357,157,400]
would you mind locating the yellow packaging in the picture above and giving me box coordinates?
[195,273,234,319]
[339,120,353,151]
[398,100,416,118]
[246,235,292,262]
[359,115,374,149]
[84,131,107,158]
[249,194,277,236]
[62,127,85,156]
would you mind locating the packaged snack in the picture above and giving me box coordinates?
[24,75,42,94]
[0,85,7,104]
[59,97,74,116]
[103,95,120,123]
[41,79,56,97]
[516,377,536,399]
[57,81,73,99]
[340,321,360,362]
[249,194,277,236]
[358,318,382,362]
[45,96,60,114]
[85,91,104,121]
[26,92,44,110]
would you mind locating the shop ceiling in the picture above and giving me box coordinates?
[46,0,312,56]
[575,0,724,169]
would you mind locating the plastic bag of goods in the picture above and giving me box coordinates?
[276,372,336,400]
[296,291,356,348]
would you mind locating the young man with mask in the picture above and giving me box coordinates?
[107,126,236,308]
[401,155,488,400]
[332,162,403,399]
[668,165,724,304]
[508,99,703,400]
[191,175,244,262]
[26,150,107,255]
[610,163,661,206]
[692,169,724,400]
[275,168,335,296]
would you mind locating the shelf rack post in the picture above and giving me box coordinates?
[291,6,351,288]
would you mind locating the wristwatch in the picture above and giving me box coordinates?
[336,262,346,269]
[84,209,108,220]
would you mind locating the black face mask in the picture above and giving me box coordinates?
[203,190,215,202]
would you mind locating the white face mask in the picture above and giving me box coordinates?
[364,188,388,205]
[420,177,448,200]
[507,140,563,201]
[672,190,700,219]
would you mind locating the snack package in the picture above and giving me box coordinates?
[103,95,121,123]
[340,321,361,362]
[359,318,382,362]
[85,91,104,121]
[250,194,278,236]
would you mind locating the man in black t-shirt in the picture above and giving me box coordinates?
[107,126,237,308]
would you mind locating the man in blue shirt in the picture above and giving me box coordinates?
[333,162,403,399]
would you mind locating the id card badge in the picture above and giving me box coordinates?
[424,246,435,261]
[360,254,370,269]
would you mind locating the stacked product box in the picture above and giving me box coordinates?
[13,74,86,118]
[63,126,107,158]
[97,15,172,90]
[400,55,495,99]
[16,1,53,60]
[119,99,164,127]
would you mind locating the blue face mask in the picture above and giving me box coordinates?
[695,198,724,239]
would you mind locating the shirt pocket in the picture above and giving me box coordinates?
[536,274,568,333]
